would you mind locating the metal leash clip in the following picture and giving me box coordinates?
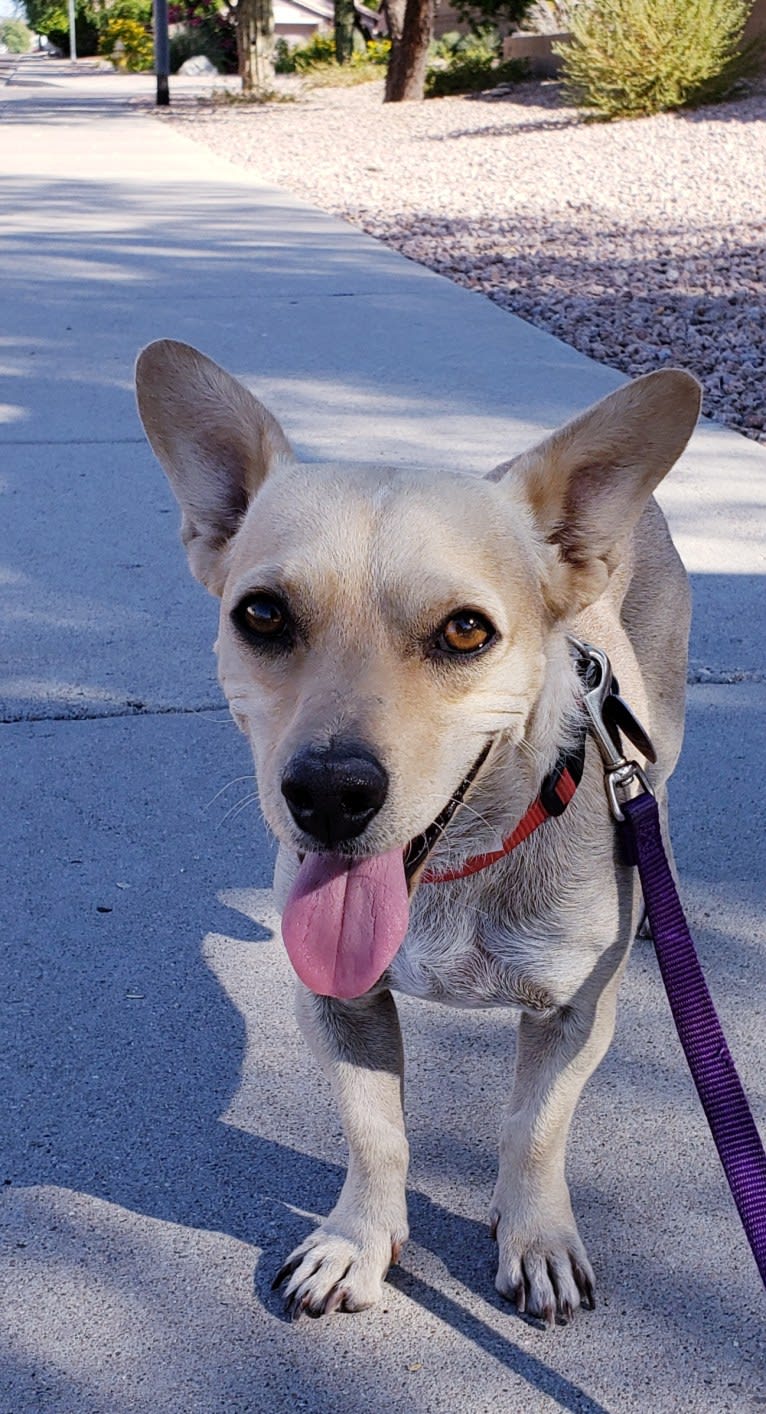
[568,635,657,822]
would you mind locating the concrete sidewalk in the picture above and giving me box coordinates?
[1,58,764,1414]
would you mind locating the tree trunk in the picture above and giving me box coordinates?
[237,0,275,94]
[334,0,355,63]
[384,0,432,102]
[383,0,406,45]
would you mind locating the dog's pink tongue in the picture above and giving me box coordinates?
[281,849,410,999]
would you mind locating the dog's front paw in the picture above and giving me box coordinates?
[272,1217,406,1318]
[490,1203,595,1328]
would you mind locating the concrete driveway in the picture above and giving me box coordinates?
[1,57,764,1413]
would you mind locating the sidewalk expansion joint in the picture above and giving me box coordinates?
[1,436,147,448]
[3,671,762,728]
[687,667,766,685]
[2,703,227,725]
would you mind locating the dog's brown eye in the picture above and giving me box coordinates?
[437,611,495,655]
[234,592,289,643]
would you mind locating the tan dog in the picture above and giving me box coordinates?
[136,340,701,1326]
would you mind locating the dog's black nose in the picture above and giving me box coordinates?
[281,745,389,847]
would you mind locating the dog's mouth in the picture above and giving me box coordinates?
[281,740,493,1002]
[402,739,493,887]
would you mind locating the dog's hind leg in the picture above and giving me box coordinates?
[491,955,627,1327]
[273,986,409,1316]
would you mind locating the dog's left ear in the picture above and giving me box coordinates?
[489,369,701,614]
[135,339,293,595]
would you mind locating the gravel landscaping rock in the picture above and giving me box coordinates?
[159,78,766,442]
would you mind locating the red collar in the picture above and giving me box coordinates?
[422,738,586,885]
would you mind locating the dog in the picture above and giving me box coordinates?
[135,340,701,1326]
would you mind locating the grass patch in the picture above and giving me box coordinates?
[207,87,297,105]
[301,60,386,88]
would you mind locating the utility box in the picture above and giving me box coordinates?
[502,31,568,77]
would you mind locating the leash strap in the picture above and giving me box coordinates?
[621,791,766,1288]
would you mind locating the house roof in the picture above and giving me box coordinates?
[274,0,333,22]
[274,0,380,25]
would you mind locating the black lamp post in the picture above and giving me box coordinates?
[154,0,170,105]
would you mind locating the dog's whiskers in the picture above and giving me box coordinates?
[448,798,500,837]
[205,774,257,810]
[217,792,260,829]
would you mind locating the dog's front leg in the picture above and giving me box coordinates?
[274,986,409,1316]
[491,964,625,1326]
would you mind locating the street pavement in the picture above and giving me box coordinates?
[1,55,764,1414]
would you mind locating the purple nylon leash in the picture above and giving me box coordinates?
[620,791,766,1289]
[569,635,766,1290]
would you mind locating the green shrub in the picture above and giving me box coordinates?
[361,37,390,65]
[426,28,526,96]
[168,0,237,74]
[105,0,152,21]
[557,0,755,120]
[430,30,463,59]
[0,17,33,51]
[275,30,390,79]
[99,15,153,69]
[287,30,336,72]
[450,0,533,36]
[21,0,98,51]
[274,37,293,72]
[46,2,100,56]
[426,54,525,95]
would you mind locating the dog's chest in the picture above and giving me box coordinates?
[385,887,562,1013]
[387,943,555,1012]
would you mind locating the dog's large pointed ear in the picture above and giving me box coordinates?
[488,369,701,615]
[135,339,293,595]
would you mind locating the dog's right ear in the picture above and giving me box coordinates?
[135,339,293,595]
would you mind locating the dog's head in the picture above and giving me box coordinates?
[136,340,700,998]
